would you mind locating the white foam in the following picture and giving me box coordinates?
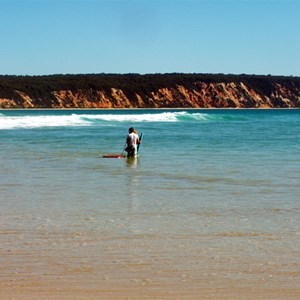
[80,112,181,122]
[0,114,89,130]
[0,111,209,130]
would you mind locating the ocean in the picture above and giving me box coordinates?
[0,109,299,299]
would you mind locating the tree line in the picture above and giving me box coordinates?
[1,73,300,106]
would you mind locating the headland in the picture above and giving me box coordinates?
[1,73,300,109]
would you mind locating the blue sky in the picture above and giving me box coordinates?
[1,0,299,76]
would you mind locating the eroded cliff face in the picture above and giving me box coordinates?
[1,75,300,108]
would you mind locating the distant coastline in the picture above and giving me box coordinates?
[1,73,300,109]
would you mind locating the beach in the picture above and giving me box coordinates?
[1,220,299,299]
[0,109,299,299]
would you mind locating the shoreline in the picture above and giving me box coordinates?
[1,107,299,111]
[1,229,299,300]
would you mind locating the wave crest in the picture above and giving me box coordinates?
[0,111,230,129]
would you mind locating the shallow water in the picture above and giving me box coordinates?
[0,109,299,299]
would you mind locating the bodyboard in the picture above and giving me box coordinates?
[103,154,125,158]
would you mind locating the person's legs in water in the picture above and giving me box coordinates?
[127,146,135,158]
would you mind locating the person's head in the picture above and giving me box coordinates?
[129,127,135,133]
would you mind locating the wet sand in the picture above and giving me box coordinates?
[1,229,299,299]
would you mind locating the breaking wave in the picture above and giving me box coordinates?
[0,111,241,130]
[0,114,89,130]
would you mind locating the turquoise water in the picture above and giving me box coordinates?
[0,109,299,297]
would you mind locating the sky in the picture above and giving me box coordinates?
[0,0,300,76]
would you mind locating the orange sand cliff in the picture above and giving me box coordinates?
[1,73,299,108]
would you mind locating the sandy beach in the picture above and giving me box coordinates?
[1,227,300,299]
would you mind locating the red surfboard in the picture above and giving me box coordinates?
[103,154,125,158]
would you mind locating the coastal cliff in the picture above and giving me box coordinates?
[1,73,300,108]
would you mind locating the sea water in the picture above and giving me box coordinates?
[0,109,299,299]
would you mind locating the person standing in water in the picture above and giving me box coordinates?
[126,127,140,158]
